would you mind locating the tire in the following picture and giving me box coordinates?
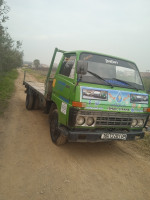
[26,92,34,110]
[33,95,39,110]
[50,109,67,145]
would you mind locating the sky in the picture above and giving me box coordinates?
[5,0,150,71]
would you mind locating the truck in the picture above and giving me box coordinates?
[23,48,150,145]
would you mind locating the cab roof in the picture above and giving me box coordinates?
[63,49,136,65]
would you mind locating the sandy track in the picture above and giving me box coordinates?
[0,70,150,200]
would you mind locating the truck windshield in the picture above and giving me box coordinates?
[79,53,144,90]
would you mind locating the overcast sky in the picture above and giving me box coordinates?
[5,0,150,71]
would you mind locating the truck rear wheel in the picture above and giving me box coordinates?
[26,92,34,110]
[33,95,39,110]
[50,109,67,145]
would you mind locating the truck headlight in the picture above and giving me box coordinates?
[131,119,138,127]
[137,119,144,127]
[76,116,85,125]
[86,117,94,126]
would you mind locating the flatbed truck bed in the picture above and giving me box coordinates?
[23,81,45,96]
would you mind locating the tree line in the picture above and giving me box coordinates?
[0,0,23,72]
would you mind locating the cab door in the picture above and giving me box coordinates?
[52,53,76,125]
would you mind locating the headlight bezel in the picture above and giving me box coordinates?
[131,119,145,127]
[76,115,96,127]
[137,119,144,127]
[131,119,138,127]
[76,116,85,125]
[87,117,95,126]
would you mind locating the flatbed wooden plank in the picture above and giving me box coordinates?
[24,81,45,95]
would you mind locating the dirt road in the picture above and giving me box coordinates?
[0,70,150,200]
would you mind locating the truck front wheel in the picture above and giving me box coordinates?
[50,109,67,145]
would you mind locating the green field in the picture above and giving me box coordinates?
[0,69,18,115]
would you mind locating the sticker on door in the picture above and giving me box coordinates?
[61,102,67,115]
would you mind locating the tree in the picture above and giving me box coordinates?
[33,59,40,69]
[0,0,9,26]
[0,0,23,71]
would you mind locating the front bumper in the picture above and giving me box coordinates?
[59,127,144,142]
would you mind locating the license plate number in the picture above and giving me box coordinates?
[101,133,127,140]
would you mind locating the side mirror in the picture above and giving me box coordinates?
[77,60,88,75]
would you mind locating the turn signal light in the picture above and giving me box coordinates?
[72,101,86,108]
[52,79,56,87]
[143,108,150,112]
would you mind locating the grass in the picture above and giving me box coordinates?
[0,69,18,115]
[23,68,46,82]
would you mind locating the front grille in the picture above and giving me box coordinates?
[96,116,132,126]
[78,110,148,127]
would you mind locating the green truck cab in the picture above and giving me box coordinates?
[24,48,150,145]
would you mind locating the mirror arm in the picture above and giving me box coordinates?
[76,74,82,86]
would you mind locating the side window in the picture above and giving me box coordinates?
[59,54,76,78]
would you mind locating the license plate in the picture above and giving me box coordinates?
[101,133,127,140]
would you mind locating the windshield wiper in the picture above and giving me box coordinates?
[87,71,113,88]
[112,78,138,91]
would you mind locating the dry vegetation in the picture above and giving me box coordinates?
[23,67,47,83]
